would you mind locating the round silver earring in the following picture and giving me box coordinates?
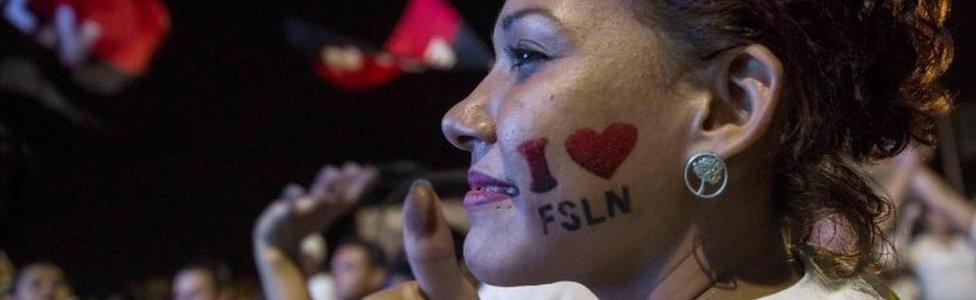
[684,152,728,199]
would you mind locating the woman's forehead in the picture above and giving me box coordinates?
[494,0,648,44]
[498,0,630,26]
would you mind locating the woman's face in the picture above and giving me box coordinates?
[442,0,704,286]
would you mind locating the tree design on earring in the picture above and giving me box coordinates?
[692,156,723,194]
[684,152,727,199]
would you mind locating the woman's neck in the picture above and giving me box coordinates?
[652,227,799,300]
[581,225,799,300]
[584,152,798,299]
[584,192,799,299]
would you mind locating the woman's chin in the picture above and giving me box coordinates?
[463,222,569,287]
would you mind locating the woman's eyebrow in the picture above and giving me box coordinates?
[500,8,561,31]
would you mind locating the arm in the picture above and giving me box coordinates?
[253,163,378,300]
[912,166,975,235]
[255,241,314,300]
[892,200,923,267]
[877,149,921,232]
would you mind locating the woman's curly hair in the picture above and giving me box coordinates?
[638,0,954,275]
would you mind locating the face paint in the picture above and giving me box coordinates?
[518,138,559,193]
[565,123,638,179]
[581,198,606,226]
[557,201,581,231]
[538,205,556,235]
[539,186,633,235]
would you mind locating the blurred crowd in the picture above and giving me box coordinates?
[1,0,975,299]
[0,161,592,300]
[0,152,975,300]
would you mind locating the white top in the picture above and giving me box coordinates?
[761,244,894,300]
[477,272,885,300]
[478,282,598,300]
[478,245,894,300]
[972,216,976,247]
[308,273,338,300]
[759,269,884,300]
[909,234,976,300]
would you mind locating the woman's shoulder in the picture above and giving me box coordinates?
[761,245,898,300]
[761,269,896,299]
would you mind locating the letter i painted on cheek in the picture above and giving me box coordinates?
[518,138,559,193]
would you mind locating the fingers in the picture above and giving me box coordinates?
[310,162,379,203]
[332,162,361,201]
[310,165,341,196]
[296,162,379,225]
[3,0,38,33]
[281,183,305,199]
[80,20,100,46]
[340,163,380,202]
[253,198,294,246]
[266,162,378,236]
[54,4,84,67]
[403,180,478,300]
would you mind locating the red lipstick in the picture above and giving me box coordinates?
[464,170,519,209]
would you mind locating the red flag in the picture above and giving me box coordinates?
[384,0,462,64]
[29,0,170,75]
[314,46,403,91]
[281,0,490,91]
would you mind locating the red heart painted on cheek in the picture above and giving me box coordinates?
[565,123,638,179]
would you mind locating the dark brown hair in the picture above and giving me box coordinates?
[638,0,954,275]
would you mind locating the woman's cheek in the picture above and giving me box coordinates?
[503,120,642,237]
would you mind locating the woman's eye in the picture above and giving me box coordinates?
[505,46,551,75]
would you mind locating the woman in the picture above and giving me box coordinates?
[254,0,954,299]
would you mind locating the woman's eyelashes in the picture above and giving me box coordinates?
[505,42,552,81]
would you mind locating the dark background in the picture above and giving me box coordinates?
[0,0,973,296]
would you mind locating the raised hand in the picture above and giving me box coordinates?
[366,180,478,300]
[49,4,101,68]
[255,162,379,256]
[3,1,101,69]
[254,162,378,300]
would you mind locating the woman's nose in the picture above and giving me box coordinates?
[442,81,497,151]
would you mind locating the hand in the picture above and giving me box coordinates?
[253,162,379,257]
[365,180,478,300]
[37,4,101,69]
[3,1,101,69]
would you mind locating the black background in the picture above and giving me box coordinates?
[0,0,973,296]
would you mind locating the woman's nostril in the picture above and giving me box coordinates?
[456,135,476,149]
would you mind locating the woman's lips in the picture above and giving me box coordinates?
[465,170,520,209]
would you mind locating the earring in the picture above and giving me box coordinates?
[684,152,728,199]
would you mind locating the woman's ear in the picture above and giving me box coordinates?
[686,44,784,160]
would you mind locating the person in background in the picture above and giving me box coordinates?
[0,250,13,300]
[906,204,976,300]
[11,262,73,300]
[108,277,171,300]
[300,233,336,300]
[136,277,173,300]
[253,162,378,299]
[330,239,390,300]
[172,261,233,300]
[912,166,976,244]
[894,165,976,300]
